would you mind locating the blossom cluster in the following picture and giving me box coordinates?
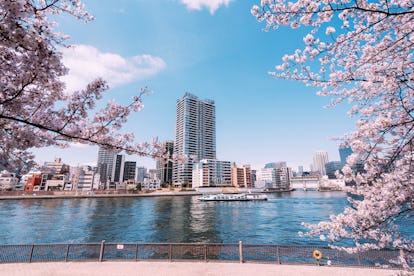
[0,0,166,171]
[253,0,414,265]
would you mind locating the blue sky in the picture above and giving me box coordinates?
[33,0,354,170]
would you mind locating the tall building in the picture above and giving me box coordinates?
[111,154,125,183]
[156,141,174,187]
[123,161,137,182]
[97,147,116,185]
[312,151,329,176]
[136,167,147,183]
[325,161,343,179]
[173,93,216,187]
[339,146,353,166]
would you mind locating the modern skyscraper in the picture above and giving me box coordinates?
[312,151,329,176]
[173,93,216,187]
[325,161,343,179]
[97,147,116,186]
[156,141,174,187]
[111,154,125,183]
[136,167,147,183]
[123,161,137,182]
[339,146,353,166]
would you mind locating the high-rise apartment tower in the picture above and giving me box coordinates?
[312,151,329,176]
[97,147,116,186]
[173,93,216,187]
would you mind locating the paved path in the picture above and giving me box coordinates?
[0,261,398,276]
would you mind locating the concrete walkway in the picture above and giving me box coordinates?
[0,261,398,276]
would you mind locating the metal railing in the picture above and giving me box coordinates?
[0,241,408,269]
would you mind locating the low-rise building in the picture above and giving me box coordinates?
[255,166,292,190]
[141,169,161,190]
[231,164,252,188]
[24,173,42,192]
[192,159,232,188]
[0,171,18,190]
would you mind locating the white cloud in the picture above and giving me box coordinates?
[180,0,232,14]
[61,45,166,93]
[69,142,89,149]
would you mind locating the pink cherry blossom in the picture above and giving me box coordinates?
[253,0,414,267]
[0,0,165,171]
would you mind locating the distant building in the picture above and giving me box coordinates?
[251,170,257,187]
[97,147,117,186]
[0,171,18,190]
[136,167,147,183]
[43,157,69,174]
[24,173,42,192]
[111,154,125,184]
[255,167,291,190]
[264,162,287,169]
[325,161,343,179]
[312,151,329,176]
[71,166,96,191]
[192,159,232,188]
[339,147,353,166]
[173,93,216,187]
[338,146,365,176]
[142,169,160,190]
[123,161,137,182]
[40,174,68,191]
[156,141,174,187]
[297,166,304,177]
[231,164,252,188]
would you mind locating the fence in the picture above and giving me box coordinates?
[0,241,408,269]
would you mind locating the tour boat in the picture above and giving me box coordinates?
[198,193,268,201]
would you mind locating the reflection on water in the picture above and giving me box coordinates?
[0,191,410,245]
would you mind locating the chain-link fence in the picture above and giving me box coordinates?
[0,242,408,269]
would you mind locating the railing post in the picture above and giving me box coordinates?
[28,244,34,263]
[99,240,105,262]
[65,244,70,262]
[204,244,207,262]
[239,241,243,263]
[276,246,281,264]
[169,244,172,262]
[135,243,139,261]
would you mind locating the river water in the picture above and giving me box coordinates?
[0,191,359,245]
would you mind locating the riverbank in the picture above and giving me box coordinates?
[0,261,398,276]
[0,189,203,200]
[0,187,297,200]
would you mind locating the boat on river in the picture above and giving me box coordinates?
[198,193,268,201]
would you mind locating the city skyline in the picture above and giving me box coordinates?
[32,0,355,171]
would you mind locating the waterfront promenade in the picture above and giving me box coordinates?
[0,261,398,276]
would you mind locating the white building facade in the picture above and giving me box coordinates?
[192,159,232,188]
[0,171,18,190]
[312,151,329,176]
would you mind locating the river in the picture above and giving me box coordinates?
[0,191,360,245]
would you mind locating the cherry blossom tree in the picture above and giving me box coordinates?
[0,0,169,171]
[253,0,414,264]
